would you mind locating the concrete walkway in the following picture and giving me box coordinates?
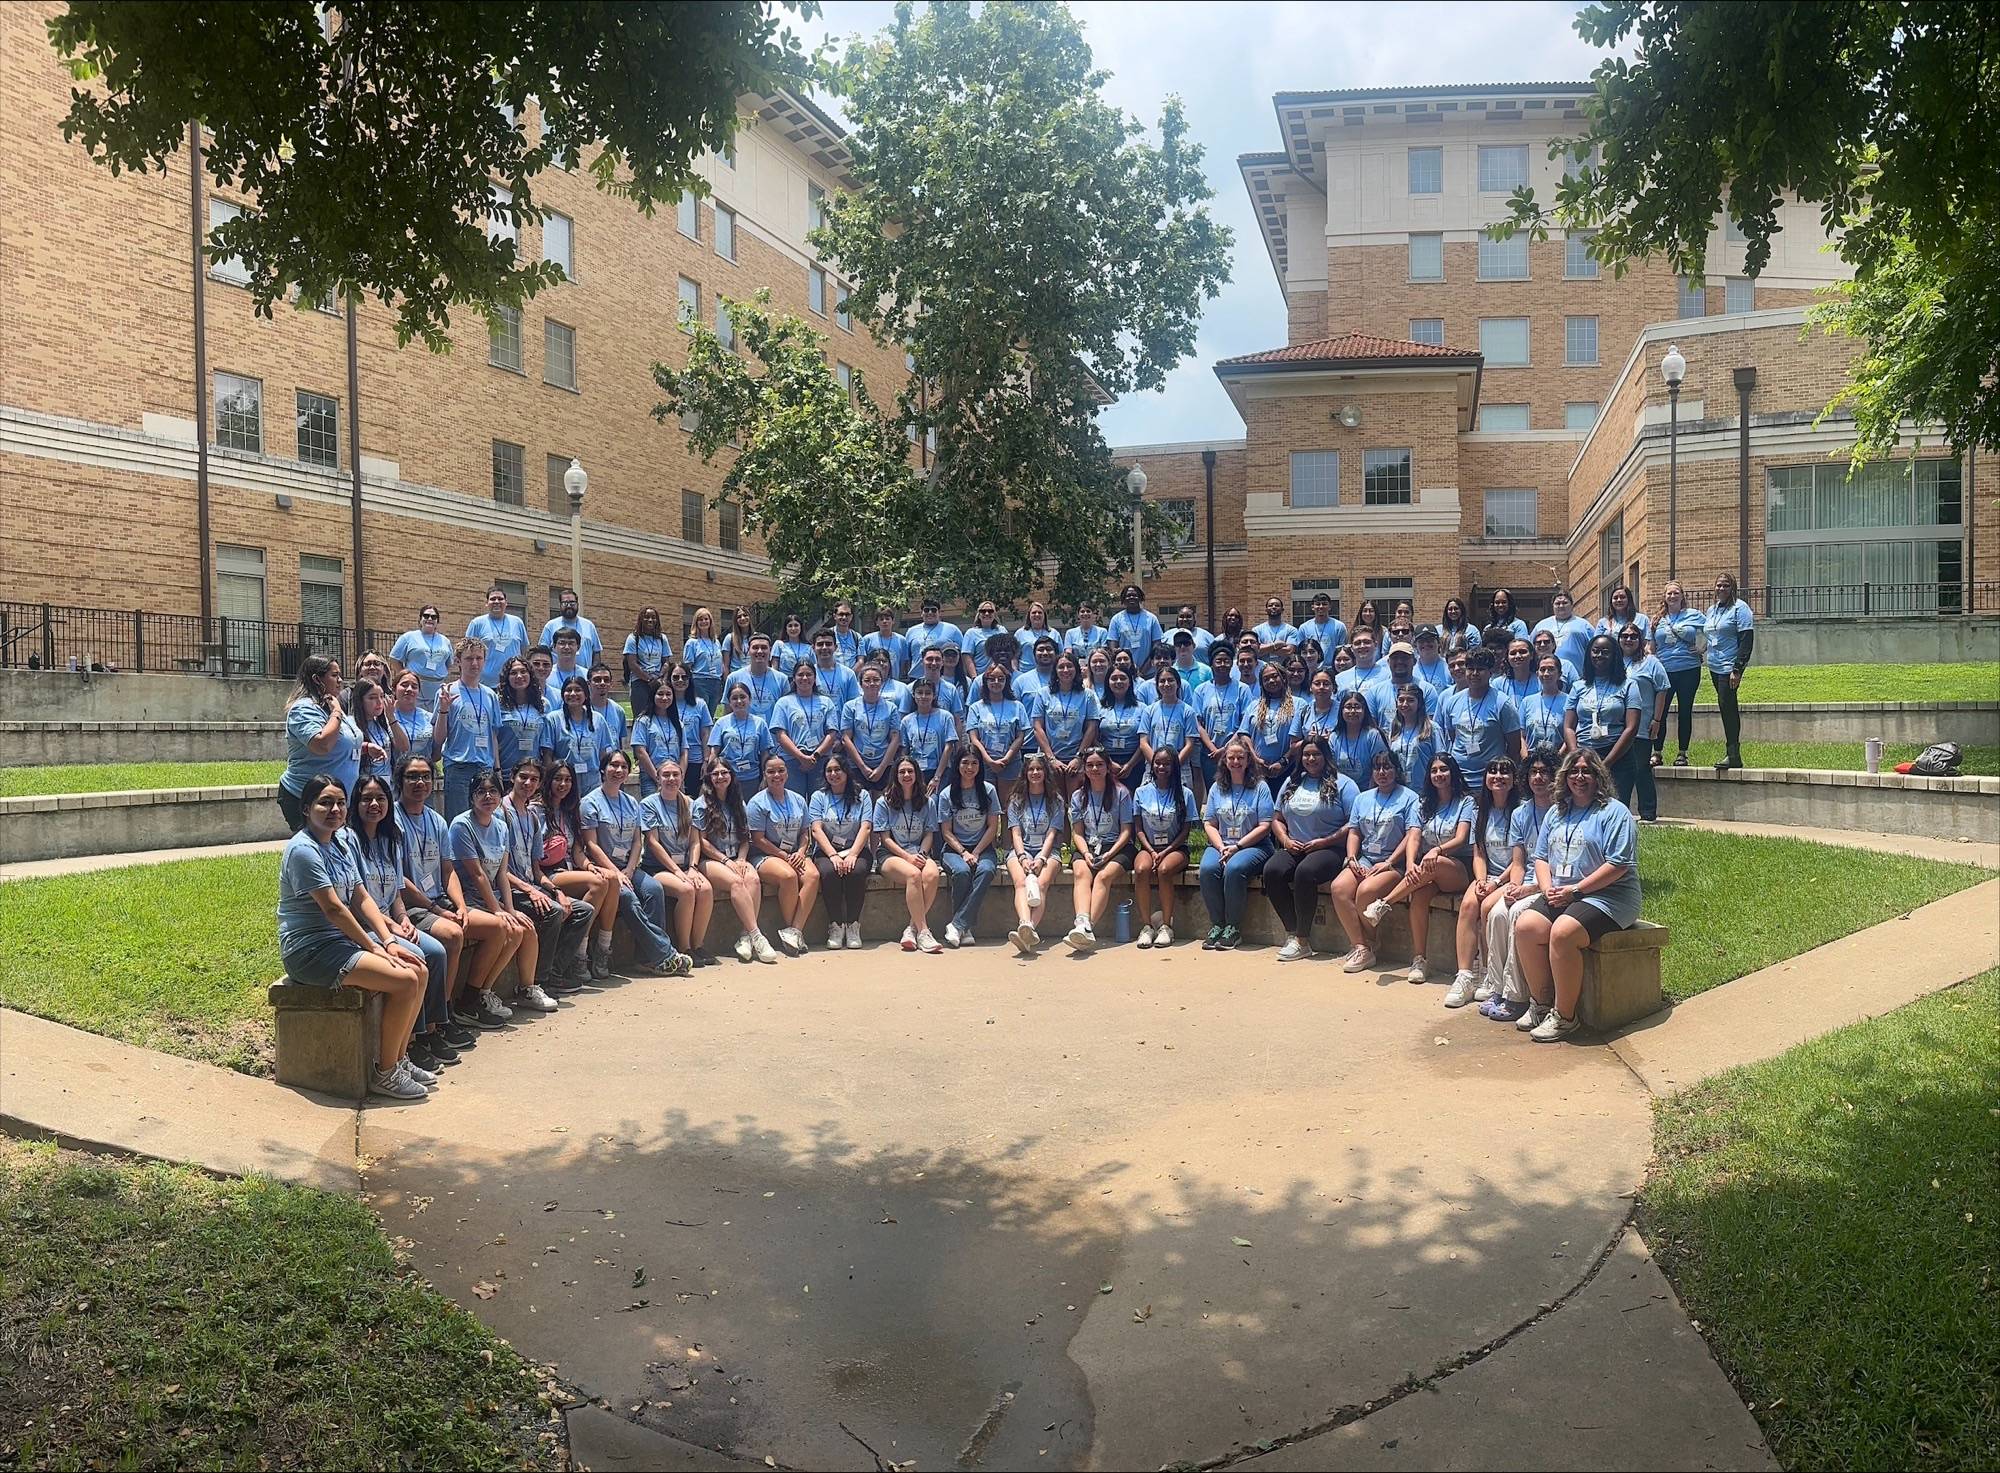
[1657,816,1999,869]
[0,836,285,882]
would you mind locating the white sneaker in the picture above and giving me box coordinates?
[916,928,944,954]
[1154,923,1173,947]
[370,1065,427,1100]
[734,933,755,963]
[1517,1000,1551,1033]
[944,921,963,948]
[845,922,864,949]
[901,925,917,952]
[397,1057,439,1088]
[1136,924,1156,949]
[1064,921,1095,952]
[750,931,779,964]
[1530,1009,1582,1043]
[1341,946,1376,974]
[1444,970,1477,1008]
[1009,925,1035,956]
[1024,875,1042,909]
[1406,956,1429,985]
[1363,898,1392,925]
[1019,922,1040,951]
[829,923,846,950]
[779,926,805,953]
[518,982,559,1013]
[1472,978,1497,1002]
[1277,937,1308,962]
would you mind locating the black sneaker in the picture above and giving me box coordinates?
[1202,925,1223,951]
[450,1002,483,1030]
[543,974,586,996]
[1219,925,1241,950]
[425,1033,462,1066]
[693,948,719,968]
[407,1039,438,1074]
[440,1019,477,1050]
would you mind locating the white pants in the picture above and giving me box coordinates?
[1482,892,1541,1003]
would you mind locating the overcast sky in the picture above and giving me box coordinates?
[784,1,1620,448]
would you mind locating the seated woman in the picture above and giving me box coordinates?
[746,752,820,956]
[578,751,691,977]
[693,756,770,963]
[447,766,550,1011]
[809,754,874,951]
[342,772,452,1078]
[1199,735,1275,951]
[1130,748,1192,949]
[1005,753,1066,955]
[1363,754,1475,983]
[500,760,596,996]
[1480,751,1560,1021]
[934,748,1002,947]
[1330,750,1420,973]
[873,754,944,953]
[1447,756,1527,1009]
[532,759,624,978]
[1265,734,1360,962]
[278,774,430,1098]
[1514,748,1642,1042]
[394,754,517,1030]
[640,757,717,965]
[1064,746,1135,952]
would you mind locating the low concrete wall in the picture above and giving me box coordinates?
[0,720,285,767]
[0,668,294,724]
[0,784,287,863]
[1759,617,2000,667]
[1689,702,2000,747]
[1657,766,1999,843]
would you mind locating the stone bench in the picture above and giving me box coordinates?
[0,719,285,767]
[268,980,384,1100]
[0,783,288,863]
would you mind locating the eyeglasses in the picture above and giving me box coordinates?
[421,612,439,621]
[404,773,434,786]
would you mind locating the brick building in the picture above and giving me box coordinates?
[1,0,909,668]
[1116,82,1991,633]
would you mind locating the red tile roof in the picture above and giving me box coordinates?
[1215,333,1481,370]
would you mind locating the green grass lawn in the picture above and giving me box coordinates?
[1735,662,2000,705]
[0,760,284,796]
[1635,827,1987,1001]
[1643,970,1999,1472]
[0,1138,563,1472]
[1674,740,2000,775]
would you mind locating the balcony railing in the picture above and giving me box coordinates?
[1741,581,2000,620]
[0,602,395,678]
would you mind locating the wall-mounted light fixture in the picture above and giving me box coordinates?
[274,493,293,510]
[1336,404,1362,429]
[533,539,548,554]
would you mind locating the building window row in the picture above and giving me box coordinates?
[1408,228,1601,285]
[1287,448,1415,508]
[211,373,352,468]
[1482,488,1538,540]
[1475,230,1528,281]
[1405,143,1579,198]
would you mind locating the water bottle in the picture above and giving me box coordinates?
[1115,899,1133,943]
[1864,737,1883,774]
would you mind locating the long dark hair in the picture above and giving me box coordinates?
[1474,754,1523,852]
[346,772,399,863]
[698,756,748,840]
[820,753,862,818]
[946,751,993,814]
[1281,734,1341,808]
[1419,753,1470,820]
[292,653,337,709]
[1103,667,1139,709]
[1488,588,1517,626]
[1147,747,1189,834]
[1337,689,1376,735]
[885,754,927,813]
[538,757,587,843]
[1440,596,1470,635]
[345,677,390,745]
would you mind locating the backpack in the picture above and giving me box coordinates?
[1906,741,1963,777]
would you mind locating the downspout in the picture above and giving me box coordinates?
[1733,366,1756,590]
[347,292,364,639]
[1201,448,1218,628]
[190,121,212,625]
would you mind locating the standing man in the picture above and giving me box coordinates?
[1296,592,1347,666]
[862,607,912,680]
[539,588,602,667]
[1172,604,1215,661]
[723,634,789,723]
[1337,630,1390,694]
[389,604,454,713]
[905,597,963,667]
[829,602,863,670]
[466,587,528,686]
[809,629,861,710]
[1435,646,1523,783]
[1533,591,1596,676]
[1108,585,1165,666]
[1252,596,1300,662]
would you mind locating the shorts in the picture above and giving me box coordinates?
[983,755,1024,783]
[281,933,367,988]
[409,901,458,933]
[1355,854,1405,878]
[1078,840,1133,870]
[1524,894,1627,941]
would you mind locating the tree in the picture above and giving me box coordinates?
[1500,2,2000,460]
[656,0,1231,609]
[47,1,815,348]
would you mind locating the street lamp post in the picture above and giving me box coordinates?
[563,459,588,603]
[1127,463,1148,593]
[1661,345,1686,580]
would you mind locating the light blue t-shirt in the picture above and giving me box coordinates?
[395,804,450,897]
[871,791,936,853]
[1329,726,1388,787]
[389,629,455,711]
[899,708,957,775]
[1141,698,1198,757]
[581,786,646,865]
[723,666,788,724]
[438,681,499,768]
[967,698,1031,761]
[277,828,363,951]
[1131,780,1190,848]
[282,699,362,797]
[1038,688,1101,758]
[632,712,687,774]
[1385,722,1436,785]
[1568,677,1639,750]
[1275,771,1360,843]
[1624,654,1671,725]
[1336,663,1390,696]
[539,615,603,667]
[1478,799,1525,876]
[1242,700,1301,765]
[497,699,553,774]
[690,793,746,861]
[1436,686,1522,780]
[1534,799,1642,927]
[466,613,528,684]
[1349,785,1421,865]
[1108,609,1165,662]
[674,699,714,760]
[810,661,862,711]
[1596,612,1652,643]
[682,636,724,682]
[1203,780,1275,847]
[934,782,1000,847]
[623,632,672,678]
[391,704,435,761]
[1508,798,1555,862]
[1067,784,1134,851]
[1533,615,1595,673]
[1095,699,1145,758]
[1007,791,1064,853]
[771,693,838,789]
[640,791,700,867]
[1652,608,1706,674]
[1014,625,1066,663]
[351,827,406,914]
[1703,600,1754,674]
[1413,657,1454,696]
[1197,680,1254,747]
[861,630,911,680]
[1367,678,1439,732]
[1419,793,1476,855]
[1063,623,1111,660]
[961,625,1008,674]
[447,809,510,891]
[710,711,775,785]
[1252,619,1301,649]
[745,787,810,851]
[501,797,544,881]
[900,675,964,720]
[772,639,814,676]
[841,695,901,766]
[552,707,613,789]
[906,620,964,664]
[1521,690,1570,753]
[1298,617,1348,659]
[808,788,872,852]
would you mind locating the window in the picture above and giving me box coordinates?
[1289,451,1340,508]
[1479,317,1530,366]
[495,580,528,622]
[1483,489,1538,540]
[546,453,572,516]
[718,502,740,552]
[295,390,338,468]
[835,285,851,333]
[492,440,525,506]
[1290,580,1341,625]
[216,545,268,672]
[1565,401,1600,430]
[1564,315,1599,365]
[714,300,735,353]
[1598,513,1625,600]
[1362,448,1413,506]
[1725,277,1756,314]
[1407,146,1442,195]
[677,193,699,240]
[1159,497,1197,551]
[720,139,736,170]
[1477,230,1529,280]
[214,373,262,452]
[714,205,735,262]
[1364,578,1414,618]
[807,181,826,232]
[1480,404,1530,431]
[300,554,344,632]
[488,182,515,245]
[809,265,827,316]
[677,276,699,330]
[543,211,573,278]
[1724,214,1748,243]
[678,407,700,435]
[1408,233,1443,281]
[1765,460,1965,615]
[1409,318,1445,347]
[488,304,523,371]
[543,319,577,389]
[682,490,705,543]
[1564,231,1599,279]
[835,361,853,398]
[1477,144,1528,193]
[1561,144,1596,181]
[207,199,250,285]
[1678,275,1708,319]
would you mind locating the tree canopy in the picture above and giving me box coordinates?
[655,0,1232,610]
[1500,1,2000,458]
[48,0,815,348]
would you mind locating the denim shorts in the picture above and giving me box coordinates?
[281,933,367,988]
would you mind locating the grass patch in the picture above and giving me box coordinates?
[1643,971,2000,1471]
[1735,663,1999,705]
[1635,827,1987,1001]
[1674,740,2000,775]
[0,1138,562,1472]
[0,854,281,1074]
[0,761,284,797]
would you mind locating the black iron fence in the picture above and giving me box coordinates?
[1740,581,2000,620]
[0,602,393,678]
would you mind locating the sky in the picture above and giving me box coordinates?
[783,0,1621,449]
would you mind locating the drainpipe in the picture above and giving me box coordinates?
[1733,366,1756,591]
[190,121,213,626]
[1201,449,1218,628]
[347,292,364,640]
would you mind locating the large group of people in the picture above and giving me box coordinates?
[277,576,1758,1097]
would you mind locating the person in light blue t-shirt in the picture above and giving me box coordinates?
[1263,735,1360,960]
[745,753,819,956]
[435,641,501,819]
[723,636,789,724]
[1003,753,1067,955]
[466,588,529,685]
[1108,585,1165,666]
[1062,747,1135,953]
[808,754,875,949]
[389,605,456,712]
[1702,573,1756,772]
[1520,655,1571,756]
[1651,581,1708,768]
[873,755,944,952]
[1330,749,1422,973]
[1251,594,1301,661]
[770,660,839,797]
[906,598,963,667]
[1565,635,1641,805]
[1197,735,1276,950]
[1531,590,1595,674]
[709,682,776,789]
[1435,647,1523,782]
[842,663,905,793]
[863,608,913,682]
[1365,753,1476,984]
[538,590,602,667]
[280,654,367,832]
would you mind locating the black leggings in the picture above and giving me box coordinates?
[1263,847,1348,936]
[1710,669,1743,753]
[277,785,307,833]
[1664,666,1703,754]
[813,855,870,924]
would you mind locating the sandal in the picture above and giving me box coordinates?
[1672,752,1688,767]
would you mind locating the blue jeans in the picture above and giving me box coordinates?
[1200,844,1270,927]
[693,675,723,712]
[441,763,477,820]
[940,849,996,934]
[616,869,680,967]
[396,928,452,1030]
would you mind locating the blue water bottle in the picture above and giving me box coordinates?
[1115,899,1133,943]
